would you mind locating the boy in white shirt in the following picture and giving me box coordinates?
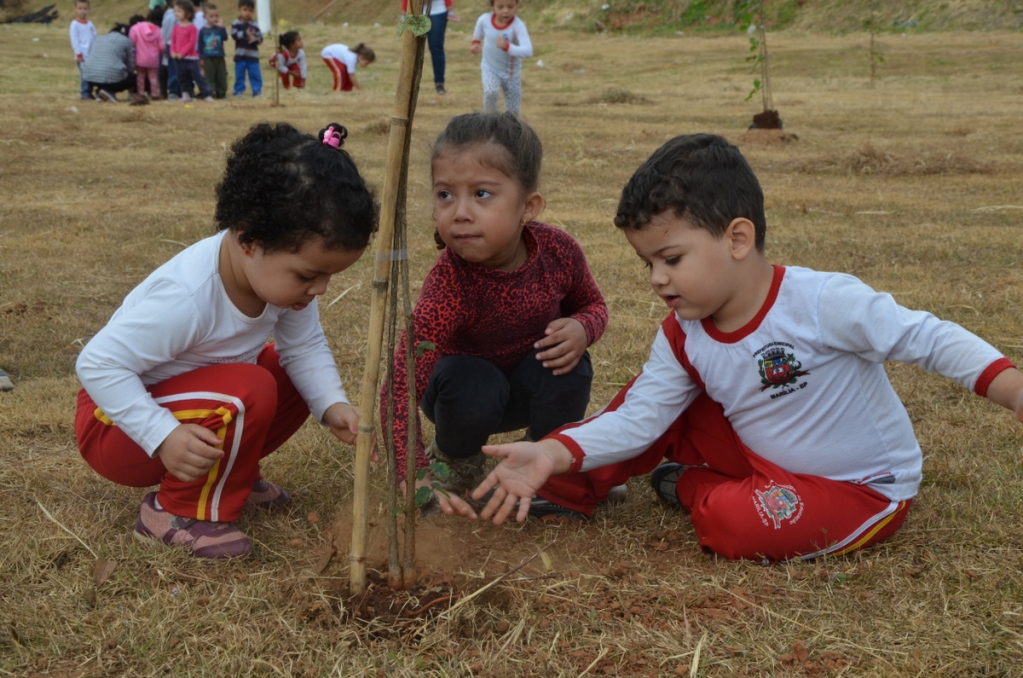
[468,133,1023,563]
[69,0,98,99]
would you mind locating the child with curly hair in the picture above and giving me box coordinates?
[75,122,377,559]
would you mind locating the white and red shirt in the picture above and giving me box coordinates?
[76,232,349,457]
[551,265,1012,501]
[70,18,97,60]
[472,12,532,78]
[272,48,307,78]
[320,43,358,74]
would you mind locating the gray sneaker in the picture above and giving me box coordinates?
[425,439,484,496]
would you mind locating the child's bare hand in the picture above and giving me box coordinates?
[496,36,509,50]
[400,474,478,519]
[323,402,359,445]
[985,368,1023,425]
[470,42,481,55]
[156,424,224,483]
[534,317,587,375]
[473,439,572,524]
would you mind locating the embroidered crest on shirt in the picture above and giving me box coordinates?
[755,343,810,395]
[753,482,803,529]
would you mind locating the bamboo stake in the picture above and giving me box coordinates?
[350,0,427,596]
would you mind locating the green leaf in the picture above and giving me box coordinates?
[416,468,428,481]
[414,486,435,507]
[397,13,432,37]
[429,461,450,480]
[415,340,437,357]
[431,483,450,498]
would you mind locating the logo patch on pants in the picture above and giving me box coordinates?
[753,482,803,529]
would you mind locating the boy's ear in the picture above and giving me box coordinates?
[725,217,757,260]
[522,191,544,223]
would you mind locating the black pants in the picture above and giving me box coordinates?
[87,76,135,95]
[173,58,212,99]
[420,349,593,460]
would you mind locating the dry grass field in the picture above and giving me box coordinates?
[2,15,1023,677]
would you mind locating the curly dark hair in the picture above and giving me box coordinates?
[214,122,378,253]
[614,133,766,251]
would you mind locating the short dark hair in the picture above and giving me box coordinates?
[432,111,542,195]
[614,134,766,251]
[215,122,378,253]
[238,0,254,9]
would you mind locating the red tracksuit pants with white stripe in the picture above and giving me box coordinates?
[75,345,310,523]
[539,392,911,562]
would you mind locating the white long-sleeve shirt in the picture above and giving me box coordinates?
[76,232,349,456]
[273,48,308,78]
[550,265,1012,502]
[472,13,532,79]
[69,18,97,59]
[320,44,358,75]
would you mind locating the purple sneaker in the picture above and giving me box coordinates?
[133,492,252,559]
[247,479,291,510]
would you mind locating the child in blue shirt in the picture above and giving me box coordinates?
[198,3,228,98]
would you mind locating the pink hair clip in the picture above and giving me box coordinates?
[322,127,342,149]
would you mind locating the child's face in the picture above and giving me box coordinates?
[174,6,186,21]
[238,4,253,21]
[74,2,90,20]
[289,36,303,55]
[492,0,517,24]
[205,8,219,24]
[432,144,542,271]
[625,212,741,323]
[357,55,371,67]
[241,237,365,311]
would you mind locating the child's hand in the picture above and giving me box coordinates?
[323,402,359,445]
[534,318,587,375]
[156,424,224,483]
[986,368,1023,424]
[76,54,83,62]
[472,439,573,524]
[399,473,478,519]
[496,35,509,50]
[470,41,481,55]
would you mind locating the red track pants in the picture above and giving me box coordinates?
[76,345,310,523]
[322,58,353,91]
[539,393,911,562]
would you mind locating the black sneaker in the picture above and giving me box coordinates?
[474,490,587,521]
[97,89,118,103]
[528,495,587,521]
[650,463,687,508]
[435,82,446,95]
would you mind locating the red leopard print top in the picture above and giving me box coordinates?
[381,221,608,478]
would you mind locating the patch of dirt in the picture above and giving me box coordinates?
[739,129,800,145]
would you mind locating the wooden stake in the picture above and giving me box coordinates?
[350,0,427,596]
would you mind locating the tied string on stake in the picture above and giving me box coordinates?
[376,249,409,262]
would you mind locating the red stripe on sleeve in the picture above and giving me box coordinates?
[975,357,1016,397]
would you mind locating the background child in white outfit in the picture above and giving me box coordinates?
[470,0,532,114]
[69,0,98,99]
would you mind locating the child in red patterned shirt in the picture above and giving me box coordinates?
[382,112,608,517]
